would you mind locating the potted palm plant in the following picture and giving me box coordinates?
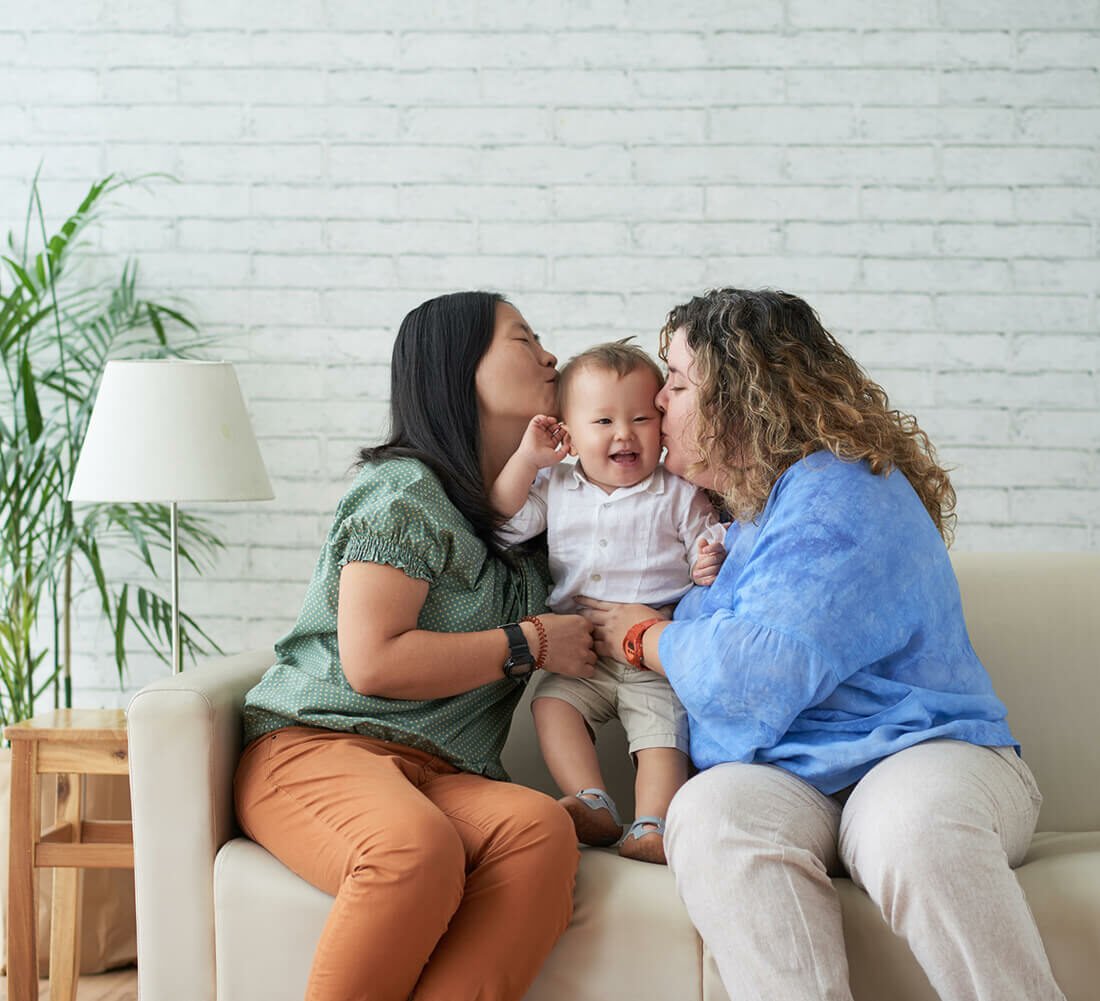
[1,171,228,974]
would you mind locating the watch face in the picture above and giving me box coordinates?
[503,656,535,679]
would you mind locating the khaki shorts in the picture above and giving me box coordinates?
[532,656,689,755]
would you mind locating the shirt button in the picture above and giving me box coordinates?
[591,573,602,581]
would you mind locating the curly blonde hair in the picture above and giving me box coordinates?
[660,288,957,545]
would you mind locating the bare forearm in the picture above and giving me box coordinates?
[490,452,540,518]
[641,621,669,676]
[343,622,536,699]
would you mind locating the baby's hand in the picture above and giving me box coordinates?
[691,538,726,587]
[517,414,571,469]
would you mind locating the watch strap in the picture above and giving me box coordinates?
[501,622,536,678]
[623,618,662,669]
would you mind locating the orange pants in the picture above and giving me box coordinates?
[234,727,578,1001]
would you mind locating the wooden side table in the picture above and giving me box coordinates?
[4,709,132,1001]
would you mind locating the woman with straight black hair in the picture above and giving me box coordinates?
[359,291,536,556]
[235,291,596,1001]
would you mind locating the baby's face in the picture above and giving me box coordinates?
[561,365,663,493]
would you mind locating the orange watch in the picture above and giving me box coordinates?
[623,618,662,669]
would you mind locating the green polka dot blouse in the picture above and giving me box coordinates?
[241,457,552,780]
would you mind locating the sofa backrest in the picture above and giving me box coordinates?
[502,552,1100,833]
[951,551,1100,832]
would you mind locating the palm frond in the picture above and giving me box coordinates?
[1,171,230,720]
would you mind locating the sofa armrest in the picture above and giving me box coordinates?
[127,648,272,1001]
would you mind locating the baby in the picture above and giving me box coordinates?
[492,340,725,865]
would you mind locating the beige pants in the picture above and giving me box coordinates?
[665,739,1066,1001]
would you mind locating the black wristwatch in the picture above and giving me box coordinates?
[501,622,537,679]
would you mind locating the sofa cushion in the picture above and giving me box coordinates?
[525,848,703,1001]
[1015,832,1100,999]
[214,839,325,1001]
[214,832,1100,1001]
[213,838,703,1001]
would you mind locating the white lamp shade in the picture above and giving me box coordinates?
[68,360,274,503]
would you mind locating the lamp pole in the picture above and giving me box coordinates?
[170,501,181,674]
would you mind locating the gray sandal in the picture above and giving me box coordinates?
[619,816,668,865]
[623,816,665,841]
[560,787,623,847]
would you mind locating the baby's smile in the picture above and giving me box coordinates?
[560,363,664,494]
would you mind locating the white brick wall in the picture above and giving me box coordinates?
[3,2,1098,705]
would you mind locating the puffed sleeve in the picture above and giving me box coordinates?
[498,468,552,545]
[330,465,451,584]
[659,456,938,757]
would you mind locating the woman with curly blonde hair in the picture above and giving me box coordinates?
[579,288,1064,1001]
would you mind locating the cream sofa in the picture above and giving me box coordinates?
[128,552,1100,1001]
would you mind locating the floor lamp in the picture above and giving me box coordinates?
[68,360,274,674]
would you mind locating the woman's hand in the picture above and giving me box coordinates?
[516,414,571,470]
[522,613,597,678]
[574,597,669,666]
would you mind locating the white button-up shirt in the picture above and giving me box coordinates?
[501,462,725,613]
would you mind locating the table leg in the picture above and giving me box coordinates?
[49,772,83,1001]
[6,740,39,1001]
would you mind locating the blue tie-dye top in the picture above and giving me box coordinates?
[659,451,1015,794]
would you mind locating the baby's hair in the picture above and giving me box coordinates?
[557,338,665,412]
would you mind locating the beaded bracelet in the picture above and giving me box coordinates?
[521,615,549,670]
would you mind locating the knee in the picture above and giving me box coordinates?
[667,770,721,839]
[505,791,579,884]
[668,765,839,873]
[527,792,580,865]
[667,764,772,842]
[499,791,579,934]
[666,768,741,868]
[664,770,726,827]
[350,810,465,891]
[842,801,950,890]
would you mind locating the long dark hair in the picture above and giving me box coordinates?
[356,290,514,557]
